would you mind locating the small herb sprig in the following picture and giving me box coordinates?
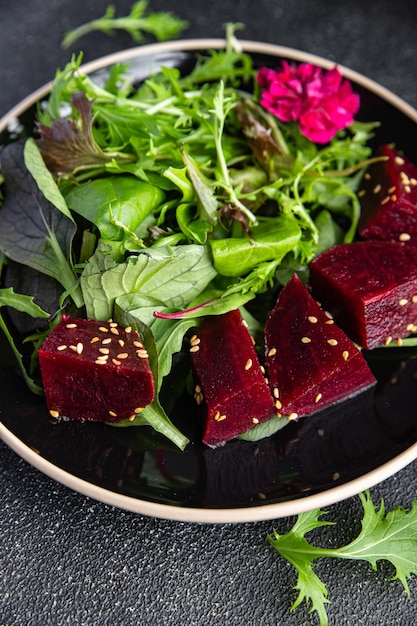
[61,0,189,49]
[268,490,417,625]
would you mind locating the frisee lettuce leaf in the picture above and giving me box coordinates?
[268,491,417,626]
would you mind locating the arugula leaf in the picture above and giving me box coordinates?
[0,140,83,308]
[0,287,50,394]
[61,0,189,49]
[268,491,417,626]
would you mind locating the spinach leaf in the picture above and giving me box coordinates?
[0,140,83,308]
[63,175,165,243]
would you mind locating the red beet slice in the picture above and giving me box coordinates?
[264,274,376,419]
[309,241,417,349]
[190,309,277,447]
[358,144,417,245]
[38,315,154,423]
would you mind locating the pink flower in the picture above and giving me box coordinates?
[257,61,360,143]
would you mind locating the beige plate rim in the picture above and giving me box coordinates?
[1,39,417,524]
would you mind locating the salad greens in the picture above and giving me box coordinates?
[269,490,417,626]
[0,30,378,448]
[61,0,189,49]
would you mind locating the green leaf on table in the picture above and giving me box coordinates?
[268,490,417,626]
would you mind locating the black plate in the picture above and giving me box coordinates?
[1,40,417,523]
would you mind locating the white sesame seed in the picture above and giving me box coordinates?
[134,407,144,414]
[110,327,119,335]
[136,349,149,358]
[117,353,128,359]
[108,410,117,417]
[275,399,282,410]
[373,184,381,194]
[381,196,390,205]
[66,323,77,329]
[301,336,311,343]
[125,326,132,333]
[288,412,299,421]
[112,359,121,365]
[76,342,83,355]
[342,350,349,361]
[315,392,323,403]
[189,345,200,353]
[245,358,253,370]
[57,345,67,351]
[384,336,393,346]
[399,233,411,241]
[90,337,100,344]
[395,156,405,165]
[268,347,277,357]
[273,387,279,399]
[102,337,112,345]
[412,295,417,303]
[99,326,109,333]
[252,417,259,424]
[308,316,318,323]
[49,409,60,418]
[398,299,408,306]
[99,348,110,354]
[327,339,338,346]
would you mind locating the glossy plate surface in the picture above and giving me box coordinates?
[1,39,417,523]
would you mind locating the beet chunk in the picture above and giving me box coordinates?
[38,315,154,423]
[358,144,417,246]
[190,310,277,447]
[264,274,376,419]
[309,241,417,349]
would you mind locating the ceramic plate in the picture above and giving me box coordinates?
[1,40,417,523]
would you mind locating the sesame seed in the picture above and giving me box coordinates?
[90,337,100,344]
[69,345,77,352]
[308,316,318,323]
[125,326,132,333]
[189,345,200,353]
[245,358,253,370]
[190,337,201,347]
[395,156,405,165]
[108,410,117,417]
[76,342,83,355]
[388,186,396,194]
[413,296,417,303]
[268,347,277,357]
[99,326,109,333]
[327,339,338,346]
[190,334,198,343]
[133,340,144,348]
[381,196,390,205]
[317,428,324,436]
[325,319,335,325]
[57,345,67,351]
[260,365,266,374]
[214,411,227,422]
[112,359,121,366]
[315,392,323,403]
[134,407,144,414]
[110,327,119,335]
[250,335,256,345]
[391,194,397,202]
[301,336,311,343]
[66,323,77,329]
[398,299,408,306]
[358,189,366,197]
[195,384,201,393]
[342,350,349,361]
[95,359,107,365]
[384,336,393,346]
[288,412,299,421]
[399,233,411,241]
[405,185,412,193]
[397,338,403,346]
[275,399,282,410]
[102,337,112,345]
[252,417,259,424]
[364,172,371,180]
[117,353,128,359]
[136,349,149,358]
[407,323,415,331]
[273,387,279,399]
[128,415,136,422]
[118,339,125,347]
[373,184,381,194]
[332,472,341,481]
[49,409,60,418]
[411,178,417,186]
[241,320,249,328]
[99,347,110,354]
[109,322,118,328]
[325,311,333,319]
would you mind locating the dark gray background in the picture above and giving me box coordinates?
[1,1,417,624]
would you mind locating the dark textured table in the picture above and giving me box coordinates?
[1,1,417,624]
